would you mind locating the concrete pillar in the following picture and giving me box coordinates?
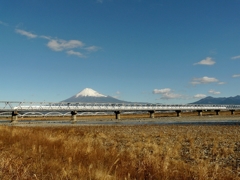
[197,110,203,116]
[230,110,235,115]
[71,111,78,123]
[114,111,121,120]
[149,110,155,118]
[11,111,18,123]
[215,110,220,115]
[176,110,181,117]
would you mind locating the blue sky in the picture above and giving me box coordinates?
[1,0,240,104]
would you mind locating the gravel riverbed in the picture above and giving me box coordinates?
[1,115,240,127]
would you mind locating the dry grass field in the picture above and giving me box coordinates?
[0,124,239,179]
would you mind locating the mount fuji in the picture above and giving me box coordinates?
[62,88,129,103]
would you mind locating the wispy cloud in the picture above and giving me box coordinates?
[153,88,171,94]
[15,28,100,58]
[153,88,183,99]
[66,50,86,58]
[232,74,240,78]
[154,89,213,100]
[0,20,8,26]
[193,94,207,99]
[209,49,217,55]
[113,91,121,99]
[209,89,220,95]
[40,35,52,40]
[85,46,101,52]
[161,93,183,99]
[15,29,37,38]
[47,39,84,51]
[191,76,219,85]
[231,55,240,60]
[218,82,226,85]
[97,0,103,3]
[194,57,215,65]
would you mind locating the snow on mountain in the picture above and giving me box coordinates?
[75,88,107,97]
[62,88,129,103]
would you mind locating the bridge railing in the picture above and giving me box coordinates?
[1,101,240,112]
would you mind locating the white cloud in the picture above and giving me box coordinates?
[194,57,215,65]
[14,27,99,58]
[113,91,121,99]
[161,93,183,99]
[191,76,219,85]
[47,39,84,51]
[209,89,220,95]
[66,50,86,58]
[231,55,240,60]
[85,46,101,52]
[15,29,37,38]
[0,20,8,26]
[153,88,183,99]
[40,35,51,40]
[193,94,207,99]
[153,88,171,94]
[218,82,226,85]
[232,74,240,78]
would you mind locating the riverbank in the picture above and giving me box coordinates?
[0,114,239,127]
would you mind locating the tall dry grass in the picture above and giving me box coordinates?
[0,125,239,179]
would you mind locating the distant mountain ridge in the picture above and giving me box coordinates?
[62,88,129,103]
[191,95,240,105]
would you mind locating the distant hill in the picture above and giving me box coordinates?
[191,95,240,105]
[62,88,130,103]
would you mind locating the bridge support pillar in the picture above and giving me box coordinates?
[71,111,78,124]
[149,111,155,118]
[11,111,18,123]
[114,111,121,120]
[197,110,203,116]
[176,110,181,117]
[230,110,235,115]
[215,110,220,115]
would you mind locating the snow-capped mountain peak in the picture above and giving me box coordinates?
[62,88,129,103]
[75,88,107,97]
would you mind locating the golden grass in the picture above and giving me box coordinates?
[0,125,239,179]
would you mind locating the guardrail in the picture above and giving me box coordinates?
[1,101,240,112]
[1,101,240,123]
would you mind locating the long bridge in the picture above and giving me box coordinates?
[1,101,240,123]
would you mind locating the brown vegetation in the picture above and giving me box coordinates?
[0,125,239,179]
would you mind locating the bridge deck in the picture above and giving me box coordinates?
[1,101,240,112]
